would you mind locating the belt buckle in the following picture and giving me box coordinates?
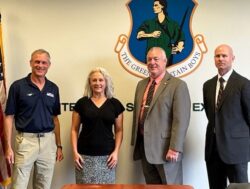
[37,133,45,138]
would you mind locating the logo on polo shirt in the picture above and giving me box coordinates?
[46,92,54,98]
[27,93,34,96]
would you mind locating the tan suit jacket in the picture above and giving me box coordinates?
[131,72,191,164]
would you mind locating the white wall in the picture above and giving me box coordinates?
[1,0,250,188]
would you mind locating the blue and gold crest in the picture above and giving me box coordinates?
[115,0,207,78]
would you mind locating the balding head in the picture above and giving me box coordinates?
[214,44,234,56]
[214,44,235,76]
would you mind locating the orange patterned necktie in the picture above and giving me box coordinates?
[140,80,156,132]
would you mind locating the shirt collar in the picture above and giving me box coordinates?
[218,69,233,82]
[26,73,49,88]
[150,71,166,84]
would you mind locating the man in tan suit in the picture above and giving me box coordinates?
[131,47,191,184]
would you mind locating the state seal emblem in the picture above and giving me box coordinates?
[115,0,207,78]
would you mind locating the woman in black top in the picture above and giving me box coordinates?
[71,67,125,184]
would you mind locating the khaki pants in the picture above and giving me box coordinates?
[11,131,57,189]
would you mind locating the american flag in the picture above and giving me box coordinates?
[0,13,11,188]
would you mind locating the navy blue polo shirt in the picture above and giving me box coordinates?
[5,74,61,133]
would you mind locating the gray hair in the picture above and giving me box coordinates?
[84,67,114,99]
[30,49,51,63]
[147,47,167,65]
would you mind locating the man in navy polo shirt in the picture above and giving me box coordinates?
[4,49,64,189]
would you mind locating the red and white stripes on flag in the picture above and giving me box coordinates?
[0,13,11,188]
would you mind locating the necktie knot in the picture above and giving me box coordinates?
[151,80,156,86]
[219,77,225,84]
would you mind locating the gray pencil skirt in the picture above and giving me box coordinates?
[75,155,115,184]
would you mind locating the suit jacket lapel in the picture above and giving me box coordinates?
[217,71,237,110]
[148,72,171,113]
[210,76,217,112]
[136,78,149,120]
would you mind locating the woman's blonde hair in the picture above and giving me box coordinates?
[83,67,114,99]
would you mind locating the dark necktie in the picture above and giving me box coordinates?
[140,80,156,133]
[216,77,225,110]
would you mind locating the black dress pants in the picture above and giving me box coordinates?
[206,136,248,189]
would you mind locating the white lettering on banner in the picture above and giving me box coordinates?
[115,34,207,78]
